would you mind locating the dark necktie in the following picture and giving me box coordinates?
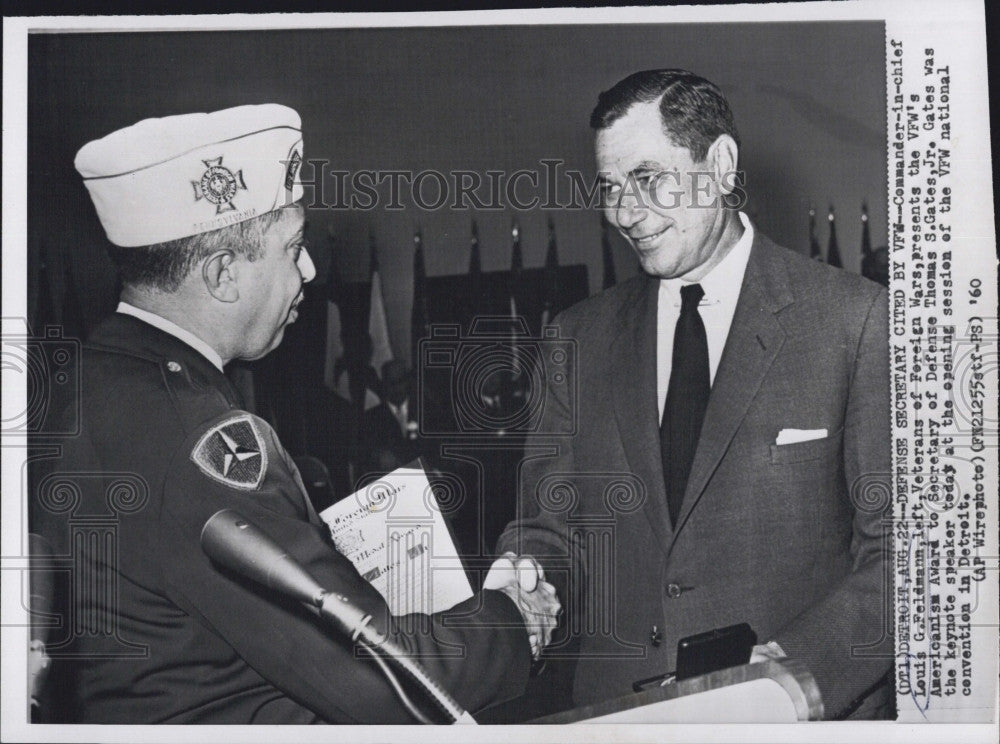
[660,283,711,528]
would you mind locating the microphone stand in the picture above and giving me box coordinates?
[201,509,476,724]
[315,589,475,724]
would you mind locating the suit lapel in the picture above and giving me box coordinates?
[610,276,673,551]
[670,234,795,541]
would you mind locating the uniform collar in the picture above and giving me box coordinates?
[116,302,224,372]
[88,312,244,409]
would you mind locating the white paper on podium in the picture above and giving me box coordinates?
[319,464,473,616]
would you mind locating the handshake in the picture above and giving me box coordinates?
[483,552,561,659]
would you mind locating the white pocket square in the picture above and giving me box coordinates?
[775,428,828,445]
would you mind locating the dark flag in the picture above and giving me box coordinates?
[61,256,86,341]
[33,242,57,331]
[323,231,345,392]
[368,235,394,377]
[826,205,842,268]
[860,202,875,280]
[467,219,483,328]
[601,216,617,289]
[469,219,482,276]
[808,207,823,261]
[540,217,560,327]
[411,229,429,365]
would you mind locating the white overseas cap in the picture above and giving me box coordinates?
[74,104,304,247]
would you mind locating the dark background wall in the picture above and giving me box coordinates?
[28,22,886,362]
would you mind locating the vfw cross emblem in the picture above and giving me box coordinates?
[191,414,267,490]
[192,156,247,214]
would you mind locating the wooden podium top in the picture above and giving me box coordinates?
[530,659,824,723]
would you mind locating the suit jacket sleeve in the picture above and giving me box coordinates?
[496,310,584,624]
[772,287,892,717]
[161,413,530,723]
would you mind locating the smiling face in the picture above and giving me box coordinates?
[596,101,740,281]
[235,204,315,360]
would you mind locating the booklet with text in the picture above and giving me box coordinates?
[319,461,473,616]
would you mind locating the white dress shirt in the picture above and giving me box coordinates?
[117,302,225,372]
[654,213,783,658]
[386,398,410,436]
[656,212,754,421]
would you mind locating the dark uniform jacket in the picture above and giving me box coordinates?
[498,232,892,718]
[34,313,528,723]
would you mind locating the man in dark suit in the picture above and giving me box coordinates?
[498,69,891,719]
[360,360,421,478]
[33,104,558,723]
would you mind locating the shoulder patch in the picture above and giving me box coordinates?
[190,414,267,490]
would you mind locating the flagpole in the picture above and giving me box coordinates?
[411,228,428,367]
[467,219,482,331]
[826,205,842,268]
[808,205,822,261]
[541,216,559,327]
[860,201,874,281]
[508,220,522,379]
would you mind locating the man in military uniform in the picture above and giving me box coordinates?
[33,104,558,723]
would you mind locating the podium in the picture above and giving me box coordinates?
[529,659,824,723]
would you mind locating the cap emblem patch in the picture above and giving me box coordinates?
[193,157,247,214]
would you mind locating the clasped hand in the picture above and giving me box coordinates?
[483,552,560,659]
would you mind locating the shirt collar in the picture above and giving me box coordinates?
[660,211,754,303]
[116,302,224,372]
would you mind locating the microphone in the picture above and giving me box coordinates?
[200,509,370,639]
[199,509,475,724]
